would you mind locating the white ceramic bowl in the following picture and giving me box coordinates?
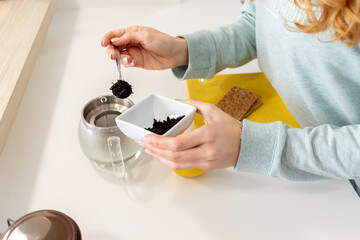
[115,94,196,142]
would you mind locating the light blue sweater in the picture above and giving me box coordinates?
[173,0,360,193]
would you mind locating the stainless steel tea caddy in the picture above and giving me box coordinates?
[0,210,81,240]
[78,95,141,168]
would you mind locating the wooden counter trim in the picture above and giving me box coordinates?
[0,0,58,156]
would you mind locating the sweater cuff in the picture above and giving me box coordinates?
[235,120,286,175]
[171,31,216,80]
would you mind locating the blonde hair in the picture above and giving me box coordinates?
[292,0,360,46]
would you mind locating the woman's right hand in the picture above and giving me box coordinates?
[101,26,188,70]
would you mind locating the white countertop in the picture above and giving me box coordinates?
[1,0,360,239]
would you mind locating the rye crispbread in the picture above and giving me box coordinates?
[216,86,259,121]
[244,99,263,118]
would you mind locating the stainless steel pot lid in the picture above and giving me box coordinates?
[1,210,81,240]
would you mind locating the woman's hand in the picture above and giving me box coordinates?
[139,99,242,170]
[101,26,188,70]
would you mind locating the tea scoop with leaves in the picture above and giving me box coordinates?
[110,48,133,99]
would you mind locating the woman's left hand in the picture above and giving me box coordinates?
[139,99,242,170]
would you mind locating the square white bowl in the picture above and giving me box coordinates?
[115,94,196,142]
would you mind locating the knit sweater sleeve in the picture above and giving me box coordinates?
[236,120,360,181]
[172,1,257,79]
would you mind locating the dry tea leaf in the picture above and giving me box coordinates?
[146,115,185,135]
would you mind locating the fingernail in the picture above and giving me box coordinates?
[130,60,135,67]
[143,137,151,144]
[111,37,121,43]
[144,149,152,155]
[122,57,128,63]
[101,41,104,47]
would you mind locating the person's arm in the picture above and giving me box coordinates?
[172,1,257,79]
[140,100,360,181]
[237,120,360,180]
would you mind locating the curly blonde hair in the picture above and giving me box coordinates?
[292,0,360,46]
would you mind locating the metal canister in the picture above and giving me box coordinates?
[0,210,81,240]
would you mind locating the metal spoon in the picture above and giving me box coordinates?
[115,48,122,80]
[110,48,133,98]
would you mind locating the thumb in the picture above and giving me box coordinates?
[177,99,215,122]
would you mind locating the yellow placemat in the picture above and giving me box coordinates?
[186,73,300,128]
[174,73,299,178]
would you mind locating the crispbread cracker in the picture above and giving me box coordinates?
[216,86,258,121]
[244,99,263,119]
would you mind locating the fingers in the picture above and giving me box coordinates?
[101,26,145,49]
[146,146,210,170]
[106,44,116,60]
[140,126,216,170]
[178,99,216,122]
[106,44,123,61]
[102,27,145,65]
[106,46,136,66]
[149,152,201,170]
[119,54,135,67]
[146,143,205,164]
[101,29,126,47]
[143,127,206,151]
[110,31,143,48]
